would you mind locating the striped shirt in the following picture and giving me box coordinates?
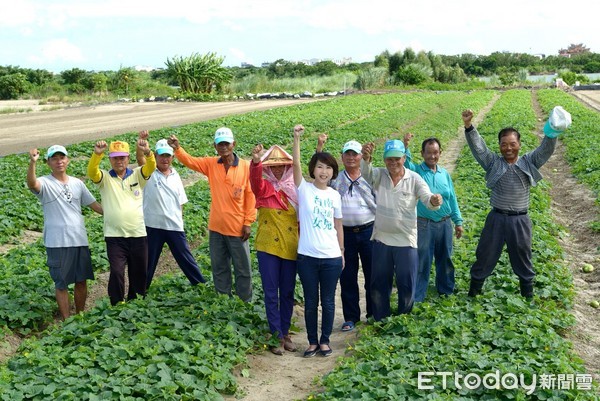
[465,126,556,211]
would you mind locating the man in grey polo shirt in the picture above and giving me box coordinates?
[27,145,103,320]
[462,108,570,299]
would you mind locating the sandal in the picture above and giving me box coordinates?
[341,321,355,332]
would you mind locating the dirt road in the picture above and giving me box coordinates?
[0,99,313,156]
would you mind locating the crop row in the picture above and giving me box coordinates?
[314,90,596,400]
[1,90,596,400]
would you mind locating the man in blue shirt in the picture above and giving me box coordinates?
[403,134,463,301]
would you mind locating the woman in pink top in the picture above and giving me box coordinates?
[250,144,299,355]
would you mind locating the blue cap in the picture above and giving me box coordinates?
[383,140,405,159]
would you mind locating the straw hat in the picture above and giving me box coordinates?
[261,145,293,166]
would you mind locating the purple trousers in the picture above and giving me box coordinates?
[257,251,297,339]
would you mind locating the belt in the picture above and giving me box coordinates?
[418,216,451,223]
[493,208,528,216]
[343,221,374,233]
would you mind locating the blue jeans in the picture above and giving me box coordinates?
[340,224,373,323]
[297,254,342,346]
[414,218,455,301]
[370,241,418,321]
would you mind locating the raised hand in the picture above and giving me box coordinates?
[251,144,264,163]
[293,124,305,138]
[29,148,40,162]
[403,133,414,148]
[137,137,151,155]
[94,141,108,155]
[167,135,180,150]
[138,130,149,141]
[462,109,474,128]
[362,142,375,162]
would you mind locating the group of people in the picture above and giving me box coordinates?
[30,107,569,358]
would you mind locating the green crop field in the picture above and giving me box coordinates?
[0,89,598,400]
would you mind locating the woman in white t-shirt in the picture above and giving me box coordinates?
[292,124,344,358]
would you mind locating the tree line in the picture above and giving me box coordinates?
[1,44,599,100]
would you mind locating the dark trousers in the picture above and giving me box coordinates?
[146,226,206,289]
[340,224,373,323]
[208,231,252,302]
[471,211,534,283]
[106,236,148,306]
[257,251,297,339]
[370,241,418,321]
[297,254,343,346]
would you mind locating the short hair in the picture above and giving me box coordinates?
[421,137,442,152]
[498,127,520,143]
[308,152,339,180]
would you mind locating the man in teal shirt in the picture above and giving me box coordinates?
[403,134,463,301]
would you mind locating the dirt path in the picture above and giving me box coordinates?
[531,91,600,381]
[0,99,314,156]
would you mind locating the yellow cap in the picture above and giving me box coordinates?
[109,141,130,157]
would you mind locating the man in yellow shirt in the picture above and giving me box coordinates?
[168,127,256,302]
[87,137,156,305]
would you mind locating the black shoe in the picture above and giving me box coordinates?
[303,347,319,358]
[319,345,333,357]
[468,278,485,297]
[519,280,534,299]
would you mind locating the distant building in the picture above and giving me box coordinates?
[260,57,353,67]
[134,65,156,72]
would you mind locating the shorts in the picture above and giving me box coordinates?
[46,246,94,290]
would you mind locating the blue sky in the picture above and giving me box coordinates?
[0,0,597,73]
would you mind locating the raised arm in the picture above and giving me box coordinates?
[292,124,304,187]
[137,137,156,179]
[136,130,149,166]
[462,109,494,171]
[27,149,41,193]
[360,142,375,184]
[402,133,418,171]
[87,141,107,184]
[316,133,328,153]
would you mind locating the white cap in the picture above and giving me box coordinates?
[214,127,234,144]
[155,139,174,155]
[46,145,68,158]
[342,140,362,154]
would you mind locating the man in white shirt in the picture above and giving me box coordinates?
[143,139,206,289]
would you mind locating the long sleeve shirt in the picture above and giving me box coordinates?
[361,159,439,248]
[174,147,256,236]
[87,152,156,237]
[404,149,463,226]
[465,126,556,211]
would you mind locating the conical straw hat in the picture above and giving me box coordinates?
[261,145,293,166]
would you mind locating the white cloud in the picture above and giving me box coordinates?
[0,0,36,27]
[28,39,85,65]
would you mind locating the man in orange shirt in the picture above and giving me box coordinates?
[168,128,256,302]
